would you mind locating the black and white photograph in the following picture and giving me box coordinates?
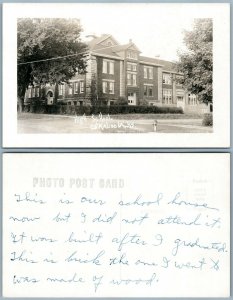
[17,15,213,134]
[2,3,230,147]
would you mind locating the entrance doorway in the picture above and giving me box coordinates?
[128,92,136,105]
[177,96,185,110]
[46,91,54,105]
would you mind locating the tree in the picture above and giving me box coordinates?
[17,18,88,110]
[90,75,98,107]
[177,19,213,103]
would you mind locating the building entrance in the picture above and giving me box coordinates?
[46,91,54,105]
[128,92,136,105]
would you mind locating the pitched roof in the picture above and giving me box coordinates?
[139,56,178,72]
[92,47,121,58]
[90,43,134,58]
[87,34,179,72]
[111,44,131,52]
[87,34,141,54]
[87,35,109,49]
[112,43,141,53]
[87,34,119,50]
[93,42,140,54]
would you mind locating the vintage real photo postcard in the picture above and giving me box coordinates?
[3,153,230,297]
[2,3,230,147]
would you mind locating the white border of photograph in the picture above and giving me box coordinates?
[2,3,230,148]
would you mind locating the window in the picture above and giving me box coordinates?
[144,85,153,97]
[168,90,172,103]
[102,81,114,94]
[127,73,131,85]
[144,66,153,79]
[103,60,108,74]
[109,61,114,75]
[188,94,197,105]
[162,89,172,104]
[144,85,147,96]
[58,84,64,96]
[28,88,32,98]
[74,82,79,94]
[149,86,153,96]
[68,84,73,95]
[109,82,114,94]
[148,68,153,79]
[127,50,137,60]
[72,81,84,94]
[177,96,184,102]
[102,81,107,93]
[35,87,40,97]
[32,87,35,98]
[80,81,84,93]
[163,73,172,85]
[127,62,137,71]
[103,59,114,75]
[127,73,137,86]
[132,74,136,86]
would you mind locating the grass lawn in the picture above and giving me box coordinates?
[17,112,213,134]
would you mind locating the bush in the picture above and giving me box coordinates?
[117,97,128,106]
[92,105,183,115]
[23,104,184,115]
[202,113,213,126]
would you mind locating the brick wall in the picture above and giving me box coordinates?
[120,61,125,97]
[96,56,121,104]
[138,64,159,104]
[157,67,163,104]
[57,75,86,103]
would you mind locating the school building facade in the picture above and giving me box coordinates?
[25,34,211,114]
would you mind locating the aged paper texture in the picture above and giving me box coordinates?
[3,153,230,297]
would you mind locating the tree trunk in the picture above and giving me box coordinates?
[54,82,59,104]
[17,85,27,113]
[17,97,24,112]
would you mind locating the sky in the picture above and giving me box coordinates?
[15,3,217,62]
[74,4,197,61]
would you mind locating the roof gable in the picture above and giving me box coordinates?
[127,43,140,52]
[97,35,119,47]
[87,34,119,50]
[112,42,141,53]
[87,34,178,72]
[91,47,121,58]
